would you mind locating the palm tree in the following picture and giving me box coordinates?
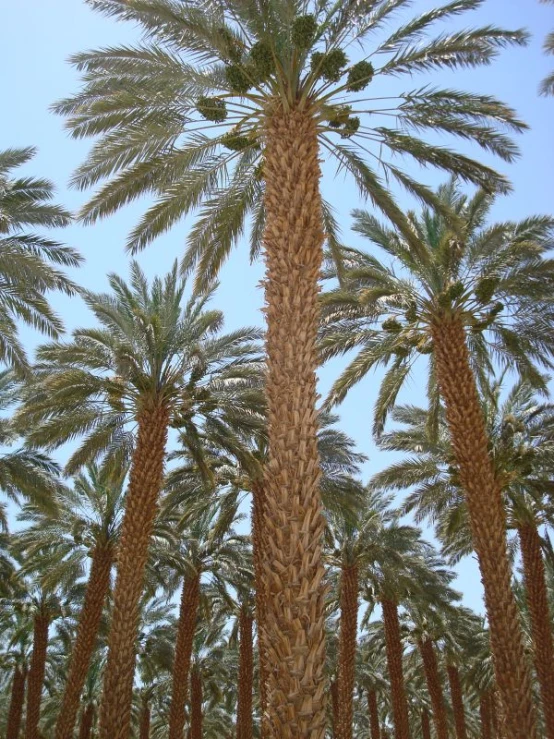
[17,261,261,739]
[321,182,554,737]
[17,462,126,739]
[0,609,33,739]
[58,3,528,731]
[0,147,81,374]
[540,0,554,95]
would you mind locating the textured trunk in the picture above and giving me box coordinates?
[337,564,359,739]
[25,612,49,739]
[237,605,254,739]
[421,710,431,739]
[140,699,151,739]
[491,691,508,739]
[382,599,410,739]
[432,318,537,739]
[56,545,113,739]
[6,665,27,739]
[418,639,449,739]
[447,665,467,739]
[479,692,492,739]
[98,404,169,739]
[168,572,201,739]
[518,522,554,738]
[262,107,326,738]
[330,681,339,737]
[78,704,94,739]
[251,481,269,736]
[368,690,381,739]
[190,666,203,739]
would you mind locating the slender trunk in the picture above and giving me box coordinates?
[330,681,339,737]
[251,481,269,737]
[190,666,203,739]
[432,318,537,739]
[491,691,508,739]
[237,605,254,739]
[168,572,201,739]
[446,665,467,739]
[78,704,94,739]
[479,692,492,739]
[418,639,449,739]
[421,710,431,739]
[518,522,554,738]
[25,612,49,739]
[140,699,151,739]
[368,690,381,739]
[381,599,410,739]
[6,665,27,739]
[337,564,359,739]
[55,545,113,739]
[98,403,169,739]
[262,106,326,739]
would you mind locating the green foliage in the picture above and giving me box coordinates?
[347,60,374,91]
[225,64,252,94]
[249,40,275,80]
[311,48,348,82]
[196,96,228,122]
[292,14,318,50]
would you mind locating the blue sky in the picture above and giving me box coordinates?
[2,0,553,611]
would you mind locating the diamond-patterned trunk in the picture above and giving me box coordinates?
[25,612,49,739]
[418,639,449,739]
[421,710,431,739]
[432,317,537,739]
[78,704,94,739]
[6,665,27,739]
[382,599,410,739]
[479,693,492,739]
[140,699,151,739]
[446,664,467,739]
[337,564,359,739]
[367,690,381,739]
[262,106,327,738]
[189,666,203,739]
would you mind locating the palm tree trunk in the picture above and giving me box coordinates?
[237,605,254,739]
[421,710,431,739]
[381,598,410,739]
[479,692,492,739]
[251,481,269,736]
[330,681,339,737]
[25,611,49,739]
[140,698,151,739]
[78,704,94,739]
[190,666,203,739]
[7,664,27,739]
[432,317,537,739]
[446,664,467,739]
[337,564,359,739]
[55,544,113,739]
[368,690,381,739]
[98,403,169,739]
[262,107,326,739]
[418,639,449,739]
[518,521,554,738]
[168,572,201,739]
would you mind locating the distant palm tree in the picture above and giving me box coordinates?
[0,147,81,374]
[540,0,554,95]
[321,182,554,737]
[58,3,528,731]
[17,262,261,739]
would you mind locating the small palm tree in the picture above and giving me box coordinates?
[58,3,528,731]
[321,182,554,737]
[0,147,82,374]
[17,261,261,739]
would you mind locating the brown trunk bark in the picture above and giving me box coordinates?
[262,106,327,739]
[432,318,537,739]
[518,522,554,738]
[447,665,467,739]
[418,639,449,739]
[251,481,269,737]
[168,572,201,739]
[368,690,381,739]
[479,692,493,739]
[491,691,509,739]
[6,665,27,739]
[140,699,151,739]
[98,404,169,739]
[237,605,254,739]
[421,710,431,739]
[381,599,410,739]
[78,704,94,739]
[330,681,339,737]
[25,612,49,739]
[55,544,113,739]
[190,666,203,739]
[336,564,359,739]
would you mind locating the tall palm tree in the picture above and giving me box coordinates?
[0,609,33,739]
[321,182,554,737]
[58,3,528,732]
[0,147,81,374]
[17,261,261,739]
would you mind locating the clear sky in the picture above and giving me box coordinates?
[2,0,553,612]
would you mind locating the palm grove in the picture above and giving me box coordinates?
[0,0,553,737]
